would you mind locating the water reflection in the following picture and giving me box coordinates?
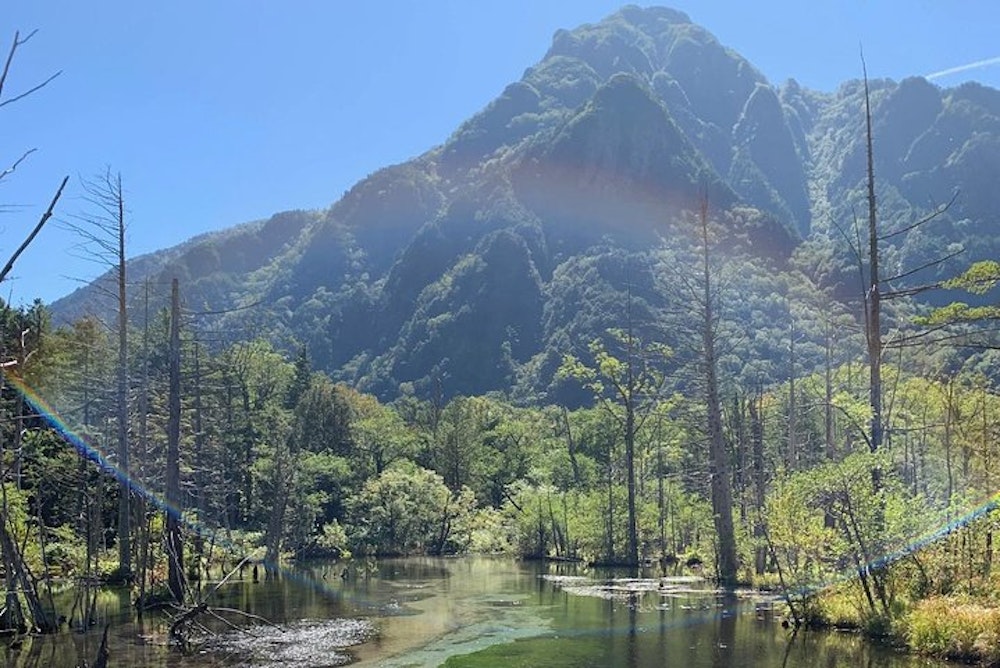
[713,592,737,668]
[1,557,954,667]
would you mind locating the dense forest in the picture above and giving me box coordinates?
[6,5,1000,665]
[7,200,1000,661]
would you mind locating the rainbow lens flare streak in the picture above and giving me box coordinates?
[6,372,182,522]
[4,372,350,600]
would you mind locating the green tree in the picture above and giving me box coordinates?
[560,327,669,566]
[347,463,475,556]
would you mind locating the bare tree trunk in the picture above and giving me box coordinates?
[137,280,151,614]
[562,408,581,487]
[657,430,666,559]
[944,379,954,513]
[863,71,883,470]
[192,337,205,575]
[0,375,23,633]
[166,278,184,603]
[699,197,738,585]
[264,443,288,573]
[624,285,639,567]
[750,389,767,575]
[824,320,835,460]
[787,314,798,470]
[624,404,638,564]
[606,456,614,563]
[114,172,131,579]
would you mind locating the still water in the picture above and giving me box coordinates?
[1,557,945,667]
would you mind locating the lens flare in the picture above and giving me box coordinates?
[2,371,361,605]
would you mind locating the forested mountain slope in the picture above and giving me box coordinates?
[51,5,1000,401]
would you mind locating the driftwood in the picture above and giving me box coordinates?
[167,557,282,651]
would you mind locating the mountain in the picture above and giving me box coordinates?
[52,5,1000,401]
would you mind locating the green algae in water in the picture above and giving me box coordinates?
[373,593,552,668]
[441,569,936,668]
[442,635,621,668]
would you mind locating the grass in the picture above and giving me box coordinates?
[904,597,1000,664]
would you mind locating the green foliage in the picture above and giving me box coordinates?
[314,520,351,559]
[943,260,1000,294]
[763,450,930,621]
[346,463,476,556]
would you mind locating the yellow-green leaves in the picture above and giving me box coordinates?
[943,260,1000,295]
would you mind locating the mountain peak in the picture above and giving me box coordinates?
[52,5,1000,402]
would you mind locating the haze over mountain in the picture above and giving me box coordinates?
[52,5,1000,401]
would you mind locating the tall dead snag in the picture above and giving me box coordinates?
[862,69,882,468]
[558,304,669,567]
[67,168,132,579]
[848,59,950,617]
[166,278,185,602]
[857,59,953,463]
[114,174,130,579]
[697,196,738,585]
[623,281,641,566]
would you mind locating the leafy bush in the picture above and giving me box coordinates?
[346,463,476,556]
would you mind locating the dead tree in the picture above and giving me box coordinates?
[65,169,132,580]
[697,196,738,585]
[166,278,184,602]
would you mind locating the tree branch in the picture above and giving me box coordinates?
[0,148,36,183]
[0,30,61,109]
[0,175,69,284]
[877,192,957,242]
[882,247,964,287]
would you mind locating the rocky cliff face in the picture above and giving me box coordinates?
[52,5,1000,400]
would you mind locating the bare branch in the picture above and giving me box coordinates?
[0,30,61,109]
[0,148,36,184]
[878,192,957,242]
[0,70,61,109]
[883,322,954,348]
[882,283,946,300]
[883,246,965,287]
[888,326,1000,349]
[0,30,30,100]
[186,299,266,317]
[63,168,128,271]
[0,175,68,284]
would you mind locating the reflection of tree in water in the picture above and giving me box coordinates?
[780,628,797,668]
[627,592,639,668]
[713,592,737,668]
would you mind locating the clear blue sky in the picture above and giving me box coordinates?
[4,1,1000,306]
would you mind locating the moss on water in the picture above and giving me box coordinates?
[442,635,611,668]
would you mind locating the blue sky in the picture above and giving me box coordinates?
[4,1,1000,306]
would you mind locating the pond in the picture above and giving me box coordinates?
[2,557,946,667]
